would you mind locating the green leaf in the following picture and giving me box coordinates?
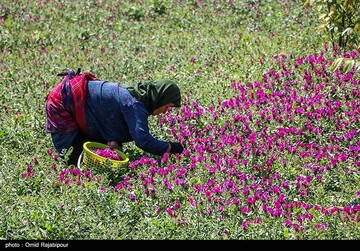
[284,230,289,238]
[355,61,360,71]
[329,58,344,72]
[354,23,360,34]
[343,59,355,74]
[4,16,13,28]
[342,27,353,36]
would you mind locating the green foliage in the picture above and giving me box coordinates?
[306,0,360,49]
[329,56,360,73]
[1,0,359,241]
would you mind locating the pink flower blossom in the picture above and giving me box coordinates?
[93,148,122,161]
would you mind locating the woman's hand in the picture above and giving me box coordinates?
[107,141,119,150]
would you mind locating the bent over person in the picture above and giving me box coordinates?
[45,69,184,165]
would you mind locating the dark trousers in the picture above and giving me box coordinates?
[67,133,87,166]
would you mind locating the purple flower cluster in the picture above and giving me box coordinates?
[93,148,122,161]
[22,47,360,233]
[127,47,360,229]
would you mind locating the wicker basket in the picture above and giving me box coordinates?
[81,141,129,171]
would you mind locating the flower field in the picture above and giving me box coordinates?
[0,0,359,240]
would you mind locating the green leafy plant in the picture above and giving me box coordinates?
[1,0,359,241]
[306,0,360,49]
[329,56,360,73]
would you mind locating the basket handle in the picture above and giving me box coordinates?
[77,150,84,169]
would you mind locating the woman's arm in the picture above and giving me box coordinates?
[123,101,169,155]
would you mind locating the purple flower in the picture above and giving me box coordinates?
[241,219,250,229]
[285,220,292,227]
[273,185,280,194]
[343,205,351,214]
[161,153,169,163]
[166,182,173,190]
[315,223,328,230]
[254,218,261,224]
[129,193,135,200]
[33,158,38,164]
[292,224,301,232]
[189,196,195,207]
[174,200,180,209]
[206,207,213,215]
[240,206,251,214]
[165,207,177,216]
[282,181,289,188]
[233,197,240,205]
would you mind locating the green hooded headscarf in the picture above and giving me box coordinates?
[122,79,181,115]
